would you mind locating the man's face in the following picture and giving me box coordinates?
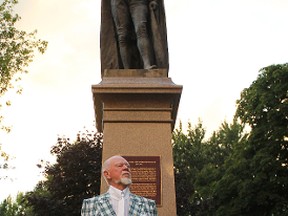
[104,156,132,189]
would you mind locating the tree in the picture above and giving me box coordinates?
[172,121,207,215]
[25,130,103,216]
[234,64,288,215]
[0,0,47,131]
[0,192,33,216]
[172,119,246,216]
[0,195,18,216]
[0,0,47,177]
[202,64,288,215]
[194,119,247,216]
[173,64,288,215]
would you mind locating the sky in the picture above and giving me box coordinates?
[1,0,288,201]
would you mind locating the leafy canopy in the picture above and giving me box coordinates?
[25,131,103,216]
[0,0,48,131]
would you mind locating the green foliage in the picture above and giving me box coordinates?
[172,120,207,215]
[0,0,48,132]
[24,181,57,216]
[0,196,17,216]
[233,64,288,215]
[0,0,47,178]
[173,63,288,215]
[0,193,33,216]
[197,120,247,215]
[25,131,103,216]
[173,119,246,215]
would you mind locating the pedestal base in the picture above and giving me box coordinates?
[92,69,182,216]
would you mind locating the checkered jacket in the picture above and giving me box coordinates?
[81,192,158,216]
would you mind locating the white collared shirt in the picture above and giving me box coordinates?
[108,186,130,216]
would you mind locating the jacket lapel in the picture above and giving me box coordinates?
[98,193,117,216]
[128,194,144,216]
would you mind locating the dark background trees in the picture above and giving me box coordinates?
[172,63,288,215]
[233,64,288,215]
[208,64,288,215]
[172,121,206,215]
[173,119,246,216]
[24,131,103,216]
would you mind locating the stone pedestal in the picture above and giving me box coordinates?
[92,69,182,216]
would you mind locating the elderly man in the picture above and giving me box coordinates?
[81,155,158,216]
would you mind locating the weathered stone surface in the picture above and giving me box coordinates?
[92,69,182,132]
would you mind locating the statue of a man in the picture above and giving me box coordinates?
[100,0,169,77]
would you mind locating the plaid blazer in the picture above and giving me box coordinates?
[81,192,158,216]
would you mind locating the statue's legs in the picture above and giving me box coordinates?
[111,0,156,69]
[130,0,156,69]
[111,0,133,68]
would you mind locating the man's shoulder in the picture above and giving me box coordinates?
[130,193,156,205]
[129,193,158,215]
[81,193,111,215]
[83,193,109,203]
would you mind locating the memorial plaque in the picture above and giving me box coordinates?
[123,156,162,206]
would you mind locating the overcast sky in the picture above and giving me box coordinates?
[1,0,288,201]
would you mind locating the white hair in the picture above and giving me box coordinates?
[102,155,124,185]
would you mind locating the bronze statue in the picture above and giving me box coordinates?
[100,0,169,77]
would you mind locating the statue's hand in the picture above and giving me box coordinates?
[149,1,158,11]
